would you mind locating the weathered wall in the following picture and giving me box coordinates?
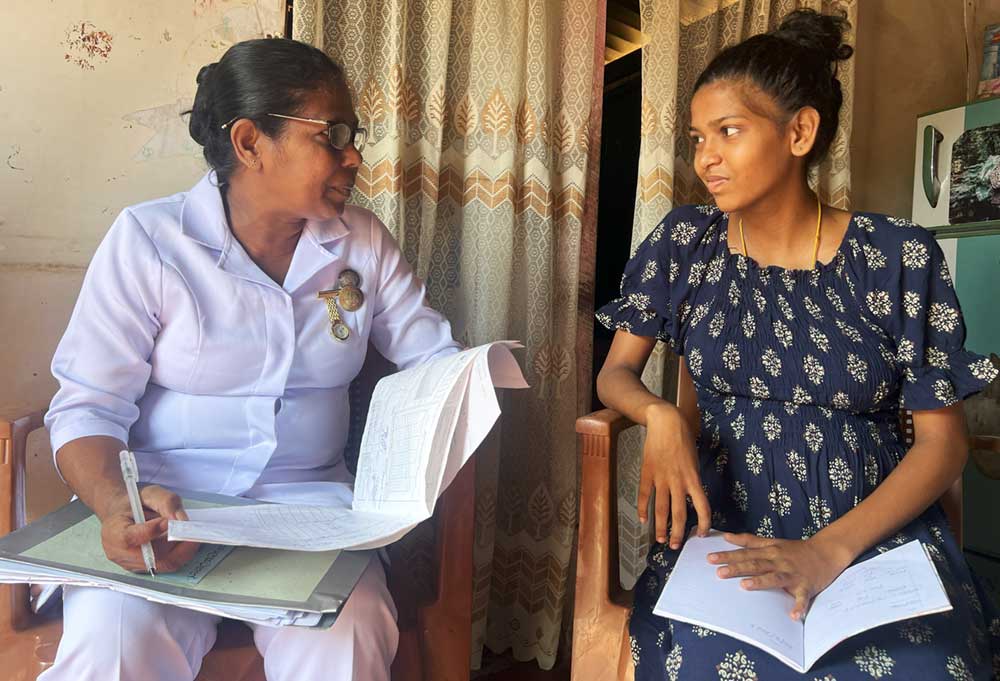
[0,1,282,411]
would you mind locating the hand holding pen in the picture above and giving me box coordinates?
[119,450,158,577]
[94,451,201,575]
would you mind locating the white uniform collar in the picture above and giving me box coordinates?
[180,171,351,251]
[179,171,229,250]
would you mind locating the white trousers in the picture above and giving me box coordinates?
[38,558,398,681]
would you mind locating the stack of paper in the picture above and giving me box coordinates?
[167,341,529,551]
[0,491,371,627]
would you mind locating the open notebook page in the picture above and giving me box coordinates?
[654,533,952,673]
[803,539,952,669]
[653,531,806,670]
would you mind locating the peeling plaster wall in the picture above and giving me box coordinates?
[0,1,283,411]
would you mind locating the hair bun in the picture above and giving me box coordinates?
[188,62,220,147]
[187,108,210,147]
[772,8,853,64]
[196,62,218,86]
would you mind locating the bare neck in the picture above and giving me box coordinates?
[730,179,821,269]
[224,178,304,256]
[223,178,304,283]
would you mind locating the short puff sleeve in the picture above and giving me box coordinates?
[595,206,713,352]
[869,220,998,409]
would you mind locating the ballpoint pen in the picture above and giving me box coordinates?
[119,450,157,577]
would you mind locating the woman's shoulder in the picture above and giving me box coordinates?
[98,194,186,258]
[847,211,942,273]
[117,173,216,248]
[335,204,394,252]
[664,203,726,233]
[850,211,935,248]
[641,203,726,253]
[123,193,187,234]
[338,203,381,232]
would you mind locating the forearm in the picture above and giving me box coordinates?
[813,438,967,565]
[55,435,131,520]
[596,364,680,427]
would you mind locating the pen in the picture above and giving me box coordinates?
[119,449,156,577]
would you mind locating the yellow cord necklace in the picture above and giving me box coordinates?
[739,193,823,268]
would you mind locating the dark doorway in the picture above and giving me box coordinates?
[591,42,642,411]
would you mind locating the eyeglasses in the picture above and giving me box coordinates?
[220,114,368,153]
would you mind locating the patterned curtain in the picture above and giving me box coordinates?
[294,0,606,669]
[616,0,858,589]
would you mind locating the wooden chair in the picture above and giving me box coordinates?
[570,403,1000,681]
[0,347,475,681]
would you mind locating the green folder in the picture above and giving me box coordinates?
[0,488,372,627]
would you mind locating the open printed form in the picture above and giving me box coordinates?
[168,342,528,551]
[654,532,952,673]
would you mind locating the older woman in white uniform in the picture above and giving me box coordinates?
[40,39,460,681]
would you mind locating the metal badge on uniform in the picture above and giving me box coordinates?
[337,269,364,312]
[317,269,364,341]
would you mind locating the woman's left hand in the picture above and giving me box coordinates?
[707,532,855,620]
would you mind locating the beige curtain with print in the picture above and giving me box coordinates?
[295,0,606,669]
[616,0,858,589]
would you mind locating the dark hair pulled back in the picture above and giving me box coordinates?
[185,38,346,184]
[694,9,853,165]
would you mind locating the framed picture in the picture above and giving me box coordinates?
[949,123,1000,223]
[914,98,1000,237]
[978,24,1000,99]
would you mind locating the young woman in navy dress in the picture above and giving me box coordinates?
[597,10,1000,680]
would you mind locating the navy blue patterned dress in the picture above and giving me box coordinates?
[597,205,1000,680]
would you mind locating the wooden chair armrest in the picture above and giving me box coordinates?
[576,408,635,439]
[970,435,1000,453]
[969,435,1000,482]
[0,407,49,633]
[430,457,475,602]
[575,408,637,609]
[572,409,642,681]
[414,456,475,681]
[0,405,49,536]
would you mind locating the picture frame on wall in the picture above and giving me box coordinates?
[978,24,1000,100]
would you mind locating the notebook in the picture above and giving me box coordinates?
[653,531,952,673]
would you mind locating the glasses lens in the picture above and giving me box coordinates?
[327,123,366,152]
[327,123,350,150]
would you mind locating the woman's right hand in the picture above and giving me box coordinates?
[638,402,711,550]
[98,485,200,573]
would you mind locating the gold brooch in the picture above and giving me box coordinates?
[317,269,365,341]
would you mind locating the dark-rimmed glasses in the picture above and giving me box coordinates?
[220,114,367,153]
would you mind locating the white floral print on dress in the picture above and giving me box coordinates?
[928,302,960,334]
[866,290,892,317]
[829,458,853,492]
[717,650,757,681]
[761,348,782,377]
[902,239,930,269]
[903,291,922,319]
[853,646,895,678]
